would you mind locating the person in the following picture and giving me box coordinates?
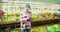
[20,4,32,32]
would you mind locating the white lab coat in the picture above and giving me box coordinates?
[20,11,32,29]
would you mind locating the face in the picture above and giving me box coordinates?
[25,9,29,12]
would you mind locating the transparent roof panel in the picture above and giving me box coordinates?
[2,0,60,4]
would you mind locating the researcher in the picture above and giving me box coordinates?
[20,4,32,32]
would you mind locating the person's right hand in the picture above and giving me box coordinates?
[20,20,25,22]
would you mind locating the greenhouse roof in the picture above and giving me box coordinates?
[19,0,60,4]
[0,0,60,4]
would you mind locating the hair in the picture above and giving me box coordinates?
[26,3,31,9]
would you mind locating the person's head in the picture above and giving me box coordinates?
[25,3,31,13]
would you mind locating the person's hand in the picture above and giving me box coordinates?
[24,16,27,18]
[20,20,25,22]
[30,20,33,22]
